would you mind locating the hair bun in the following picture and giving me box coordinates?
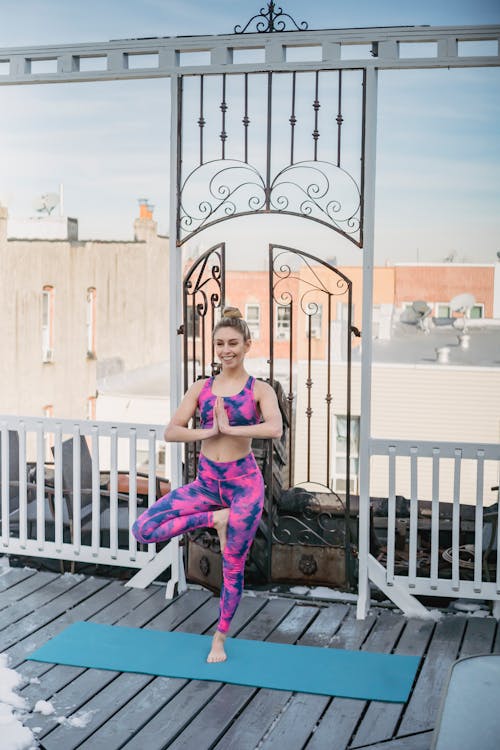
[221,306,243,320]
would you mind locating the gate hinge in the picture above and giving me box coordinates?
[177,324,184,335]
[351,326,361,337]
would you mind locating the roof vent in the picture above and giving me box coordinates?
[436,346,450,364]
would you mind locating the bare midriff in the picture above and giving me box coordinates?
[200,433,252,463]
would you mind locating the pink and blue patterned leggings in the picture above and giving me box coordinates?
[131,452,264,634]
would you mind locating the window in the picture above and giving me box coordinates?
[333,415,360,493]
[42,285,55,362]
[43,404,54,460]
[435,302,484,319]
[86,287,96,357]
[276,305,291,340]
[86,396,96,420]
[306,304,322,339]
[245,303,261,340]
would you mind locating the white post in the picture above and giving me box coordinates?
[126,74,186,594]
[168,73,187,594]
[356,67,378,619]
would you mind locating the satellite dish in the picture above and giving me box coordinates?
[450,293,476,313]
[32,192,59,215]
[400,300,431,327]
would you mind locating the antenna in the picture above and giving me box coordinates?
[32,192,59,216]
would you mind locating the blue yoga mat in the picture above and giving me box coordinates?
[28,621,420,703]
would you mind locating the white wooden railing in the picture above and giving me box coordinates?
[0,415,184,596]
[360,439,500,617]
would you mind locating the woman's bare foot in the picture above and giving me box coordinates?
[212,508,230,553]
[207,630,227,663]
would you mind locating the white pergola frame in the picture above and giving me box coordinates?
[1,20,499,610]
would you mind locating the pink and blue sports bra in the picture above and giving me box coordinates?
[198,375,261,429]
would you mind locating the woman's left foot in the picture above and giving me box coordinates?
[207,630,227,663]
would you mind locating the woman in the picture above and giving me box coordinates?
[132,307,283,662]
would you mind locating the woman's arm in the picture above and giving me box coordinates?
[215,381,282,439]
[164,380,218,443]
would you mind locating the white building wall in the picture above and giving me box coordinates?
[294,361,500,505]
[0,214,169,419]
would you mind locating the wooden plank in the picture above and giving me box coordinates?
[398,615,467,735]
[297,603,350,647]
[6,576,111,668]
[118,598,297,750]
[351,618,434,747]
[0,565,44,595]
[113,585,182,628]
[41,672,155,750]
[143,587,213,631]
[459,616,497,657]
[19,583,160,683]
[260,693,331,750]
[304,697,365,750]
[22,587,209,742]
[0,574,104,649]
[171,605,320,750]
[0,573,87,629]
[214,688,293,750]
[356,730,434,749]
[76,676,188,750]
[79,596,268,750]
[241,605,344,750]
[305,610,406,750]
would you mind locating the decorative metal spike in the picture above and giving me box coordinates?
[234,2,308,34]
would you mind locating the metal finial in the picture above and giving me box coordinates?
[234,2,309,34]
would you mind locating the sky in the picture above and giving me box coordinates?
[0,0,499,265]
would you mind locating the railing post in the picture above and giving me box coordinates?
[356,66,378,620]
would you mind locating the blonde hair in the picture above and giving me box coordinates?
[213,306,251,342]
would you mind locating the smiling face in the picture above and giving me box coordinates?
[214,326,251,371]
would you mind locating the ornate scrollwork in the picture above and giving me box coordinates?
[271,248,350,311]
[234,2,308,34]
[179,157,361,242]
[270,161,361,237]
[180,159,266,235]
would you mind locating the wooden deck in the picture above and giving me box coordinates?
[1,565,499,750]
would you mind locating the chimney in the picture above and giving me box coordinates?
[134,198,157,241]
[0,204,8,246]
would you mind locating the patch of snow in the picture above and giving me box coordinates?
[28,679,40,686]
[289,585,309,595]
[0,654,38,750]
[471,609,490,618]
[0,555,11,568]
[57,709,97,728]
[33,701,55,716]
[0,655,28,710]
[0,704,37,750]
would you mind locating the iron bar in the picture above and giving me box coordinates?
[345,279,353,587]
[266,71,272,209]
[243,73,249,163]
[288,303,294,487]
[289,71,296,165]
[306,315,312,483]
[325,292,332,488]
[312,70,320,161]
[220,73,227,159]
[198,74,205,165]
[336,70,343,167]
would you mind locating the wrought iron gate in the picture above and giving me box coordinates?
[181,239,356,588]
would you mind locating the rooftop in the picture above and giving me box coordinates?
[2,563,499,750]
